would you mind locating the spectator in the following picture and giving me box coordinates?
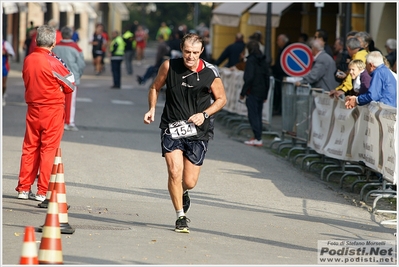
[355,31,381,53]
[156,22,172,41]
[122,26,136,75]
[23,26,37,58]
[167,30,183,59]
[271,33,291,115]
[214,32,245,68]
[314,29,333,57]
[384,38,397,70]
[15,25,75,201]
[71,26,80,43]
[333,37,346,71]
[28,19,62,55]
[244,31,265,60]
[298,32,309,45]
[137,34,169,85]
[109,30,125,89]
[334,31,358,82]
[345,59,371,96]
[345,51,397,108]
[52,26,86,131]
[202,28,212,62]
[89,23,107,75]
[239,40,270,147]
[295,39,339,91]
[2,38,15,106]
[26,21,35,37]
[134,25,148,65]
[330,37,368,99]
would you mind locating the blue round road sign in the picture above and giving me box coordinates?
[280,43,313,77]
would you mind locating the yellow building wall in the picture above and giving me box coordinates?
[351,3,365,32]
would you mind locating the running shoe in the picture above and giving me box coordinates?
[17,191,36,200]
[35,194,46,202]
[183,190,191,213]
[175,216,190,233]
[244,139,263,146]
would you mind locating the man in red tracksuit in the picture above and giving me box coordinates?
[15,25,75,201]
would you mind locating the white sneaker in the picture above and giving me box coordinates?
[64,124,79,131]
[17,191,36,200]
[244,139,263,146]
[35,194,46,202]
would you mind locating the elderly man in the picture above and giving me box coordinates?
[345,51,397,109]
[53,26,86,131]
[295,39,339,91]
[15,25,75,201]
[385,38,397,70]
[143,33,227,233]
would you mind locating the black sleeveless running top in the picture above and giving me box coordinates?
[159,58,220,141]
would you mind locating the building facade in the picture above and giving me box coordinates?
[2,2,130,62]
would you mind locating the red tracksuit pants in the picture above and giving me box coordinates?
[65,85,77,126]
[15,104,64,195]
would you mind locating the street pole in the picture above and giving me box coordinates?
[315,2,324,29]
[265,3,272,68]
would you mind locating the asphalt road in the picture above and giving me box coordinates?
[1,43,396,266]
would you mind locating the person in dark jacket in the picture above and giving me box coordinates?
[214,32,245,68]
[240,40,270,147]
[271,33,291,115]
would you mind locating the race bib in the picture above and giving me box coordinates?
[168,120,197,139]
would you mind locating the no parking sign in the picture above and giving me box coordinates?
[280,43,313,77]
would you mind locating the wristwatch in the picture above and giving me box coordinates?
[203,112,209,119]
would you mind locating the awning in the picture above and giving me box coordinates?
[113,3,129,21]
[18,3,28,13]
[211,3,255,27]
[58,2,73,12]
[248,2,292,27]
[2,2,19,14]
[34,3,47,12]
[71,2,97,19]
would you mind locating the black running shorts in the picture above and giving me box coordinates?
[161,129,208,166]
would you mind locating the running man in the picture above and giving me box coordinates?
[143,33,227,233]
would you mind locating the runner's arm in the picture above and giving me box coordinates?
[188,77,227,126]
[144,60,169,124]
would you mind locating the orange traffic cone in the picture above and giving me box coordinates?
[38,189,63,264]
[19,226,39,264]
[38,148,62,209]
[38,164,58,209]
[54,163,75,234]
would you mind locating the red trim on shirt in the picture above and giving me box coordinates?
[196,59,204,72]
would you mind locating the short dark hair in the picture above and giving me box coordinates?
[246,40,261,55]
[299,33,308,42]
[316,29,328,42]
[60,26,73,39]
